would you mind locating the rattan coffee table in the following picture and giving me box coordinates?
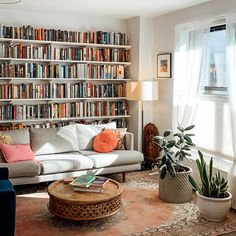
[47,178,123,220]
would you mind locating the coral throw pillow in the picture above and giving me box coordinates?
[93,130,118,153]
[0,143,35,163]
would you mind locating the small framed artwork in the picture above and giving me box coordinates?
[157,53,172,78]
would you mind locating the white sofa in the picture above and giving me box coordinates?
[0,123,143,185]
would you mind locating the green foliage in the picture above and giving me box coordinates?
[153,124,195,179]
[188,151,229,198]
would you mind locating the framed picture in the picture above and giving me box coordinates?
[157,53,172,78]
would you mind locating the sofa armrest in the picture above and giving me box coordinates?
[125,132,134,150]
[0,167,9,180]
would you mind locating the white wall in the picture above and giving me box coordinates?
[153,0,236,134]
[126,16,157,151]
[0,8,125,32]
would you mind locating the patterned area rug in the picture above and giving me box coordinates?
[15,171,236,236]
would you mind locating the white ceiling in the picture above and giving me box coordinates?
[1,0,214,19]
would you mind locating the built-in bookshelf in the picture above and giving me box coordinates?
[0,24,130,129]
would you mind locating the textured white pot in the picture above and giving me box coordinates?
[159,166,193,203]
[196,191,232,221]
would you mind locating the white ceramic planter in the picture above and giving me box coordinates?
[196,191,232,221]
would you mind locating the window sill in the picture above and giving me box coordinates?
[183,149,234,175]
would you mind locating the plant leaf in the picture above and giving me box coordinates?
[208,157,213,182]
[163,130,171,137]
[166,140,175,148]
[188,175,202,193]
[160,166,167,179]
[184,135,192,143]
[184,124,195,131]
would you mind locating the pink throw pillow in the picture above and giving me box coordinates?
[0,143,35,163]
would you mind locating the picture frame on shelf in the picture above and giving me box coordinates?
[157,53,172,78]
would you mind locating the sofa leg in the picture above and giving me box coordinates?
[122,172,126,183]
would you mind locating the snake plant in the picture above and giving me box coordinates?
[188,150,229,198]
[153,124,195,179]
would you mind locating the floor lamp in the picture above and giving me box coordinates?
[127,80,159,152]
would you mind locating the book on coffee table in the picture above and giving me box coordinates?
[73,187,104,193]
[70,173,96,187]
[89,176,109,189]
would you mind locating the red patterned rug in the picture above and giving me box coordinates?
[15,171,236,236]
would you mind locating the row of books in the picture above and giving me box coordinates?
[0,63,127,80]
[0,118,128,130]
[0,24,128,45]
[0,101,128,120]
[0,44,130,62]
[68,174,109,193]
[0,83,126,99]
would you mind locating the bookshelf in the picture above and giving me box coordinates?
[0,24,130,129]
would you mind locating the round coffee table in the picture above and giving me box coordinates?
[47,178,123,220]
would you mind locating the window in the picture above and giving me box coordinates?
[194,23,234,159]
[203,24,227,96]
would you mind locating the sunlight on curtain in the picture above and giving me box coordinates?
[173,20,211,129]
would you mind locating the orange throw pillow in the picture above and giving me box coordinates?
[93,130,118,153]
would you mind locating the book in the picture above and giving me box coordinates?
[73,187,103,193]
[89,176,109,189]
[70,174,96,187]
[63,177,74,184]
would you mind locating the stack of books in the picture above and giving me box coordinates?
[69,174,109,193]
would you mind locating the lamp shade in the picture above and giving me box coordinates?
[127,80,158,101]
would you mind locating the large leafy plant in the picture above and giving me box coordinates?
[153,124,195,179]
[188,150,229,198]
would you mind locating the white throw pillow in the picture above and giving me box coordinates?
[30,124,79,155]
[75,122,117,150]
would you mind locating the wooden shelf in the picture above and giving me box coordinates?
[0,97,128,103]
[0,77,131,82]
[0,58,131,66]
[0,115,131,124]
[0,38,131,50]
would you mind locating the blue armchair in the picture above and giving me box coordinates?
[0,167,16,236]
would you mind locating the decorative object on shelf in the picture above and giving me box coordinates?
[127,80,159,150]
[143,123,160,169]
[157,53,172,78]
[153,124,195,203]
[189,151,232,221]
[0,24,131,129]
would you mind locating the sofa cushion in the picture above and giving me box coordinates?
[75,122,117,150]
[35,152,94,175]
[0,129,30,144]
[0,160,40,178]
[30,125,79,155]
[80,150,144,168]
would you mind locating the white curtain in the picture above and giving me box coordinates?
[173,20,211,129]
[226,13,236,209]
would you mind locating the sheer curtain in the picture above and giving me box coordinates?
[226,13,236,209]
[173,20,211,129]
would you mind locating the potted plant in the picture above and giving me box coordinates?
[153,124,195,203]
[188,150,232,221]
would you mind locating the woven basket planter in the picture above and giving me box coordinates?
[158,166,193,203]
